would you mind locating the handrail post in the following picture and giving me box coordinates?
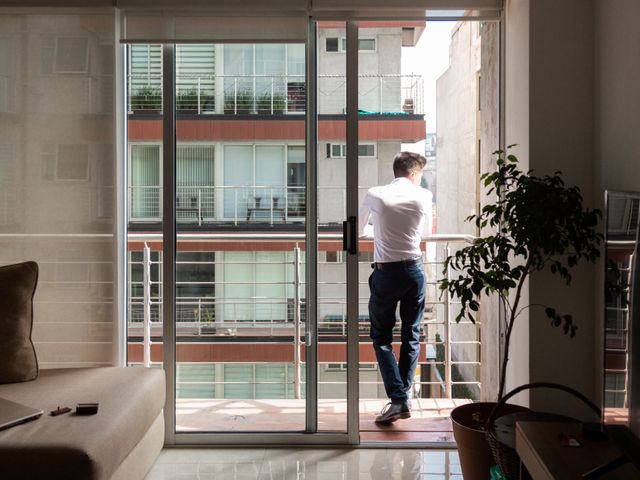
[444,243,452,398]
[143,242,152,368]
[294,245,301,399]
[234,78,238,114]
[197,77,201,114]
[234,189,238,226]
[197,188,202,226]
[197,298,202,336]
[269,189,274,226]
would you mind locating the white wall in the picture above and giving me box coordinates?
[505,0,602,414]
[594,0,640,193]
[594,0,640,415]
[503,0,530,404]
[506,0,640,415]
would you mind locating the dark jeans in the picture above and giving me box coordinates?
[368,262,425,404]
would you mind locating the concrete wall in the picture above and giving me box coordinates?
[435,21,481,236]
[317,27,403,115]
[504,0,640,414]
[479,20,501,401]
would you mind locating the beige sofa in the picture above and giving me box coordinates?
[0,367,165,480]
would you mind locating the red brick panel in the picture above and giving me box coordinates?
[128,118,426,142]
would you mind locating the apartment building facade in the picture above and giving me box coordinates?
[125,23,433,404]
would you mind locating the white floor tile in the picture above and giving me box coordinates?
[148,448,460,480]
[157,447,266,464]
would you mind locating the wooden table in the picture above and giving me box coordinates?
[515,421,640,479]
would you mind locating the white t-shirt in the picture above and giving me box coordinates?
[358,177,433,263]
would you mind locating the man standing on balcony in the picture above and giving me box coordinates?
[358,151,432,424]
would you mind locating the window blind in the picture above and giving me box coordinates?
[121,14,308,43]
[0,11,118,368]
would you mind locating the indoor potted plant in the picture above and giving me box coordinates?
[439,146,603,479]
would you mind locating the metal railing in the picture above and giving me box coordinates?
[129,185,305,225]
[127,74,424,115]
[130,185,438,226]
[604,242,633,408]
[126,233,480,400]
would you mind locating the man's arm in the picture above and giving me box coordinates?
[358,192,374,238]
[421,190,433,238]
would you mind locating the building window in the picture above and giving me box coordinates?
[325,363,377,371]
[326,38,377,53]
[176,44,216,112]
[223,44,304,113]
[176,144,216,221]
[327,143,376,158]
[223,144,305,219]
[325,37,339,52]
[340,38,376,52]
[128,44,162,111]
[130,144,161,219]
[176,251,215,324]
[325,251,339,263]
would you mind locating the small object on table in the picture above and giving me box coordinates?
[558,432,582,447]
[75,403,99,415]
[50,406,72,416]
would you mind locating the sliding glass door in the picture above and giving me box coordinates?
[125,21,363,444]
[123,13,498,444]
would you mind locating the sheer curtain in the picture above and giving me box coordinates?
[0,11,118,368]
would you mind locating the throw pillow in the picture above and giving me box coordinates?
[0,261,39,383]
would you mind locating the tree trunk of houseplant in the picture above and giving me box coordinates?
[451,402,529,480]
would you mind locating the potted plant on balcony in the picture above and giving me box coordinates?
[176,88,198,114]
[256,93,287,115]
[129,86,162,114]
[224,90,253,115]
[438,146,602,480]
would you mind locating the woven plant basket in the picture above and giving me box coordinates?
[485,382,601,480]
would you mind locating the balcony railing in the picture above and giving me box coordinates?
[130,185,430,226]
[129,185,306,225]
[127,74,424,115]
[126,234,480,400]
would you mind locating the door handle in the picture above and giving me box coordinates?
[342,216,357,254]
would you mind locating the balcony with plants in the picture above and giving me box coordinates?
[127,74,424,116]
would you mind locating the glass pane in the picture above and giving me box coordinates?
[171,41,306,432]
[603,191,640,427]
[126,44,164,372]
[356,19,498,440]
[317,21,347,433]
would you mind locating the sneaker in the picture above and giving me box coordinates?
[375,401,411,424]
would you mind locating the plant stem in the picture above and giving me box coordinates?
[498,255,533,400]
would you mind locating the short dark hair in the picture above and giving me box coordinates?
[393,151,426,178]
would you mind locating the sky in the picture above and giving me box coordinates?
[401,21,455,152]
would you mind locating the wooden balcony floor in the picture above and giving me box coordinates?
[176,398,471,443]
